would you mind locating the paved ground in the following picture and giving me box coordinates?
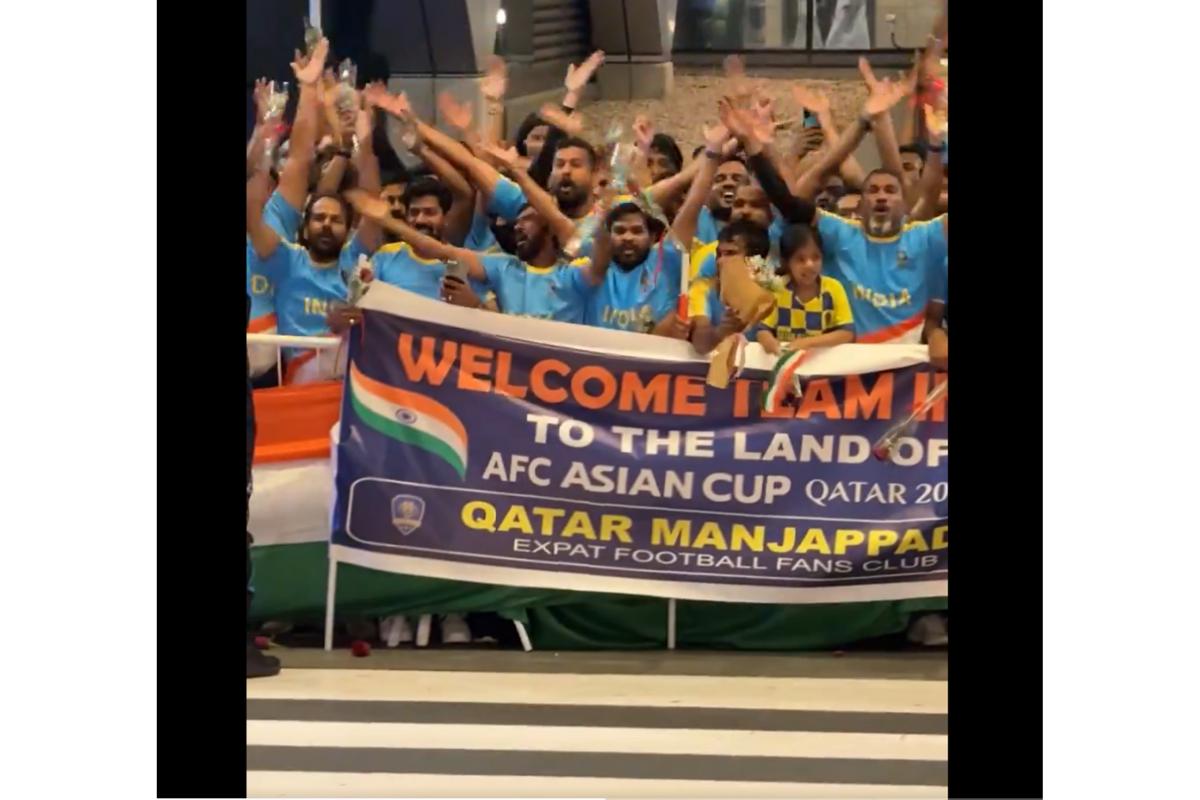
[247,648,947,798]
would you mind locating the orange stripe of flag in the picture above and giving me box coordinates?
[349,362,468,445]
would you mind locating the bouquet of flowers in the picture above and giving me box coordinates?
[746,255,787,293]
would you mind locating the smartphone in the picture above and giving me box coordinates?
[444,260,469,282]
[802,109,820,129]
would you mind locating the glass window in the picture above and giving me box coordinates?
[672,1,936,52]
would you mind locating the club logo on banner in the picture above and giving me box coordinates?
[331,288,948,604]
[390,495,426,535]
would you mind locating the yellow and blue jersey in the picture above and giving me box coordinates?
[370,241,490,301]
[815,210,947,343]
[481,254,593,323]
[687,274,722,322]
[754,275,854,343]
[585,239,683,333]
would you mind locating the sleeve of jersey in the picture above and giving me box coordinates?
[263,190,302,242]
[464,213,498,252]
[815,209,853,249]
[487,177,528,220]
[250,241,290,285]
[826,277,855,332]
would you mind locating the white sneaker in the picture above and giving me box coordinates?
[379,615,414,647]
[440,613,472,645]
[907,613,949,647]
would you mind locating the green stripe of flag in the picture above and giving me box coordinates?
[350,393,466,478]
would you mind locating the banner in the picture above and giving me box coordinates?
[331,284,947,604]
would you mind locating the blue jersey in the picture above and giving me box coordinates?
[584,239,683,333]
[264,190,302,242]
[249,235,368,344]
[464,213,503,254]
[487,176,528,220]
[371,242,490,301]
[480,255,593,322]
[245,191,303,326]
[487,176,600,259]
[815,210,947,343]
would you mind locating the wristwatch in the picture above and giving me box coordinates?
[858,114,874,131]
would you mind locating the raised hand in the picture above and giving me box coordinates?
[718,96,756,144]
[633,115,655,152]
[723,54,753,106]
[862,75,912,117]
[702,121,730,153]
[860,57,912,116]
[750,92,777,143]
[344,188,389,221]
[923,102,947,144]
[482,142,521,173]
[354,105,373,147]
[253,78,272,124]
[565,50,606,93]
[539,103,584,136]
[363,83,412,119]
[291,37,329,86]
[481,56,508,102]
[438,91,474,132]
[790,83,830,114]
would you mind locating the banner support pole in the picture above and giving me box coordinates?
[667,598,677,650]
[323,550,338,651]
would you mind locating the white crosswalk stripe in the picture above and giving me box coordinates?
[247,664,947,798]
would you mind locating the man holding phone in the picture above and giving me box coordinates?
[365,176,491,306]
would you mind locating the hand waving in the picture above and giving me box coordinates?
[565,50,605,93]
[790,83,830,114]
[481,56,508,102]
[291,37,329,86]
[438,92,474,132]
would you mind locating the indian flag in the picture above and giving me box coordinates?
[348,362,469,478]
[762,349,808,414]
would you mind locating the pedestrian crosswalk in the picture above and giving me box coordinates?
[247,656,947,798]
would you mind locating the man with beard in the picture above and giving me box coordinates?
[694,156,752,246]
[581,123,729,335]
[721,77,946,344]
[246,45,328,385]
[245,95,383,383]
[365,176,490,304]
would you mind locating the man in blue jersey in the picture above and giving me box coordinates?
[365,176,491,305]
[722,76,945,344]
[246,41,330,384]
[246,88,383,382]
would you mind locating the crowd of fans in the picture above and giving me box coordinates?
[245,13,949,660]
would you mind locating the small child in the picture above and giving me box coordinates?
[754,224,855,355]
